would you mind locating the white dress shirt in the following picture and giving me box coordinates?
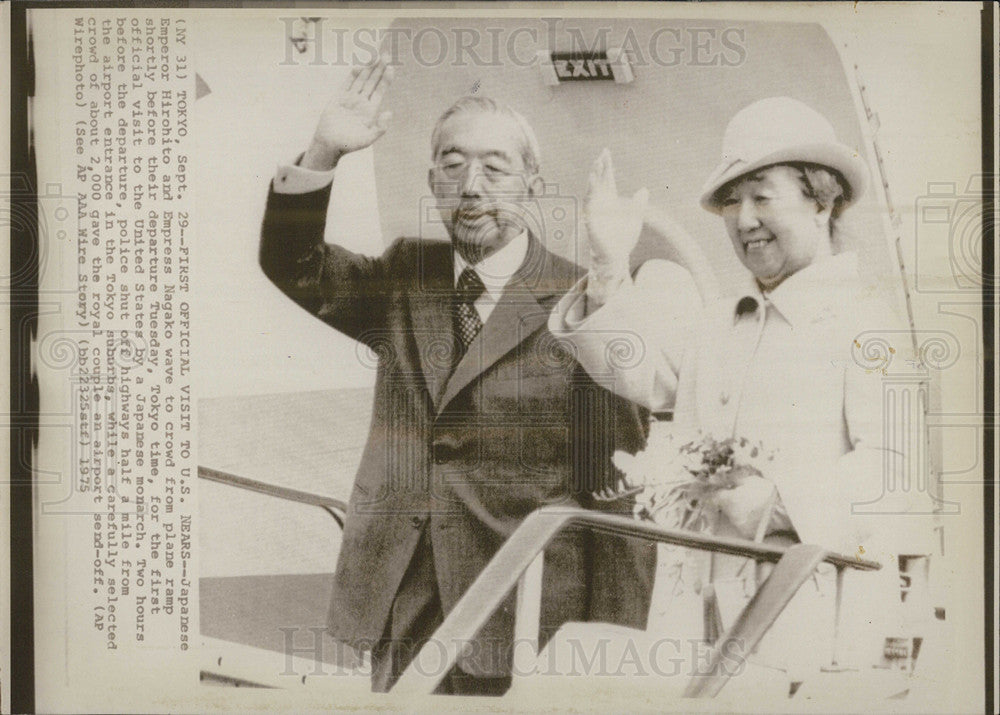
[452,231,528,323]
[274,160,337,195]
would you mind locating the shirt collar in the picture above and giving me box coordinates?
[453,230,530,302]
[732,252,860,327]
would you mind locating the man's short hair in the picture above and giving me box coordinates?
[430,96,542,175]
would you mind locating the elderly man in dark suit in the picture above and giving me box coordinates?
[259,56,655,695]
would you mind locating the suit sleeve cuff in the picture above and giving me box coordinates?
[274,158,337,194]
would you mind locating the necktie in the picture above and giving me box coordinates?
[454,267,485,354]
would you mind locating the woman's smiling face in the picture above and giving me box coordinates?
[719,164,833,289]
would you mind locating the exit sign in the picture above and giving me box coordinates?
[537,48,634,85]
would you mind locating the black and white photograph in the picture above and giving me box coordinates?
[7,2,995,712]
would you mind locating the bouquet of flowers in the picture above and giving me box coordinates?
[600,423,779,611]
[608,422,776,535]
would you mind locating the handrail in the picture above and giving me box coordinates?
[198,466,347,527]
[392,505,880,695]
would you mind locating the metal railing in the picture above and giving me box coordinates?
[197,468,884,698]
[197,466,353,690]
[198,465,347,528]
[392,505,881,698]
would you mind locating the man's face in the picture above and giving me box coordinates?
[720,165,832,289]
[428,111,541,264]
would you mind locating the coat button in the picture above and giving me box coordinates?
[410,515,426,529]
[432,442,453,464]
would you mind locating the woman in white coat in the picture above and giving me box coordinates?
[549,97,934,687]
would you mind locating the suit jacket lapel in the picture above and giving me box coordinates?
[438,237,558,413]
[407,241,454,410]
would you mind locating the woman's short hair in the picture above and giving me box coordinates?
[789,163,851,251]
[430,96,541,175]
[792,163,848,218]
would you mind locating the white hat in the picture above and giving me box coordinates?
[699,97,869,213]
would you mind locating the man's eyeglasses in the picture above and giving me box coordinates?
[432,156,527,184]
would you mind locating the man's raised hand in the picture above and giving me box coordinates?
[301,55,395,171]
[584,148,648,270]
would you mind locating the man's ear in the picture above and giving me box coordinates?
[527,173,544,198]
[427,168,434,194]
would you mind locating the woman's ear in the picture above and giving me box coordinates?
[814,200,833,228]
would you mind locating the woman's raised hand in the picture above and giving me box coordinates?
[584,149,648,270]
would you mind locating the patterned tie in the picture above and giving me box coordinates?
[454,267,486,354]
